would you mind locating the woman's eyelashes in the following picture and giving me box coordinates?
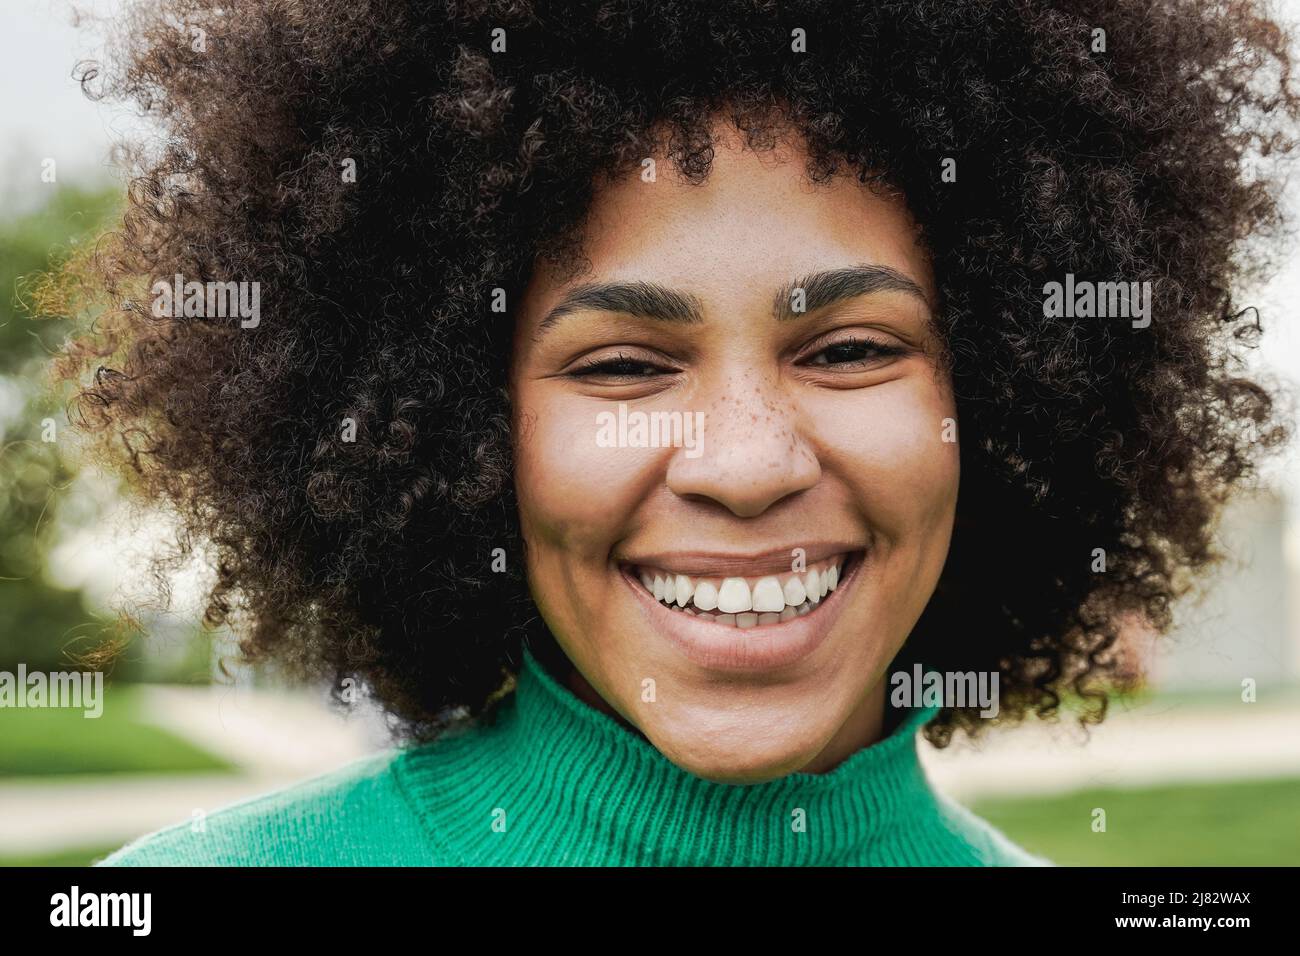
[566,334,907,383]
[799,335,908,368]
[568,351,677,380]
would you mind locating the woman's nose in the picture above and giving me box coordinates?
[664,379,821,518]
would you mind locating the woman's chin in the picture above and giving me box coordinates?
[637,715,837,785]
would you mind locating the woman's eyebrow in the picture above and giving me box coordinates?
[772,265,932,321]
[534,264,930,339]
[536,281,704,337]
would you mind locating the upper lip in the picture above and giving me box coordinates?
[617,543,864,578]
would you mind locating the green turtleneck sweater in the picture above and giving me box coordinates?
[97,643,1050,866]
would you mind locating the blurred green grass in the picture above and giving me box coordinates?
[1049,683,1300,717]
[0,846,120,867]
[0,684,232,776]
[972,776,1300,865]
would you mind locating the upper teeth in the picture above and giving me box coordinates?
[636,558,844,621]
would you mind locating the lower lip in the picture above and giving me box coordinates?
[620,554,863,673]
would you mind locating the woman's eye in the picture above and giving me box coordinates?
[568,353,673,379]
[803,337,905,367]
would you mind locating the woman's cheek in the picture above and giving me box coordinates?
[513,393,660,558]
[813,377,959,551]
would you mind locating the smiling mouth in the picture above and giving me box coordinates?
[621,551,861,629]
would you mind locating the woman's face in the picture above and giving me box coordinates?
[510,121,959,783]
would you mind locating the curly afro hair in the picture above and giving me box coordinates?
[52,0,1298,747]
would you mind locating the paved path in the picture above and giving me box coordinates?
[0,772,310,858]
[1,683,388,857]
[920,699,1300,799]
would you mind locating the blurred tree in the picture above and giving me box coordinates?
[0,184,137,675]
[0,187,121,370]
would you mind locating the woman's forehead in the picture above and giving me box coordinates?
[524,125,935,316]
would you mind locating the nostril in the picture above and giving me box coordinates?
[665,442,821,519]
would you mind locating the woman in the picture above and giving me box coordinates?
[57,0,1295,866]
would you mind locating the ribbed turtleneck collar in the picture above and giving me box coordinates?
[394,641,948,866]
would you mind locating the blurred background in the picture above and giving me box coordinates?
[1,0,1298,867]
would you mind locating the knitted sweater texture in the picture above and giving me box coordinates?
[100,644,1050,866]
